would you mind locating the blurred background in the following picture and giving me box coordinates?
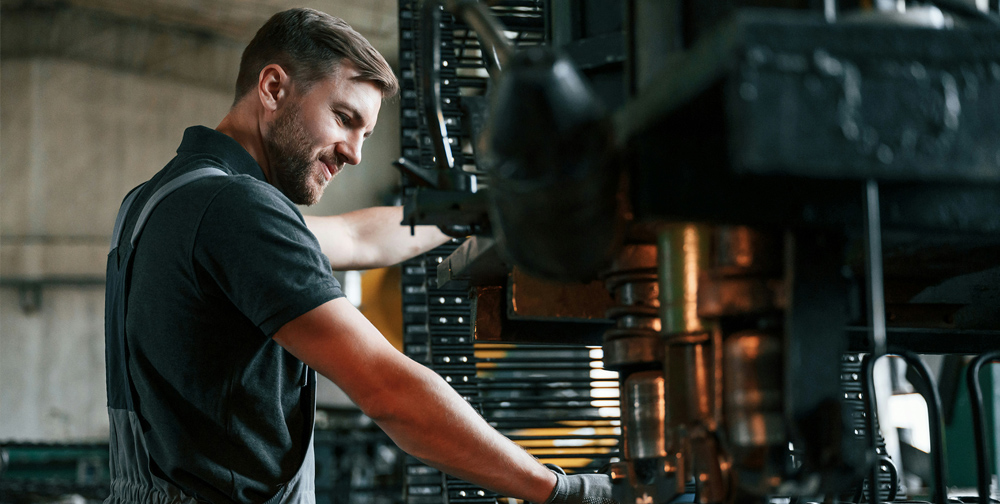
[1,0,407,501]
[0,0,404,436]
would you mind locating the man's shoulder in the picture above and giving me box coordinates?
[162,156,291,212]
[202,172,301,219]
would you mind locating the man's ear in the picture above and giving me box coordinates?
[258,64,291,113]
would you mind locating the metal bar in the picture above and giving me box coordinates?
[504,435,620,441]
[476,380,606,388]
[864,180,888,360]
[477,377,609,384]
[965,351,1000,504]
[489,417,618,424]
[476,402,614,409]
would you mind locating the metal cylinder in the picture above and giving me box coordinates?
[724,331,784,448]
[658,225,707,334]
[603,244,663,370]
[724,331,788,495]
[665,333,715,433]
[622,370,668,460]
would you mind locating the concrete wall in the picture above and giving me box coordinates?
[0,50,401,439]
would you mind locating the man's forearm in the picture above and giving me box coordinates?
[304,207,450,270]
[368,359,558,503]
[273,300,557,502]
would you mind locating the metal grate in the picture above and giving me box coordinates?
[399,0,546,181]
[399,2,620,502]
[400,244,621,504]
[842,353,899,503]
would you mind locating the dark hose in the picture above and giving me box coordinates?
[966,351,1000,504]
[862,354,883,504]
[864,350,948,504]
[894,349,948,504]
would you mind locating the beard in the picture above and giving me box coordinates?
[262,102,329,206]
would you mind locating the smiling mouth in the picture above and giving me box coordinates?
[320,159,340,181]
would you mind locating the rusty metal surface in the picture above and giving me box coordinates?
[508,267,615,321]
[472,284,612,345]
[471,286,504,342]
[698,276,785,318]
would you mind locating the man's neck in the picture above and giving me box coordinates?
[216,106,272,183]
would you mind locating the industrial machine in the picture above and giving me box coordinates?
[397,1,1000,504]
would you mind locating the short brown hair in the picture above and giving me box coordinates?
[234,8,398,104]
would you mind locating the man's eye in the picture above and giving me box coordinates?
[337,112,350,125]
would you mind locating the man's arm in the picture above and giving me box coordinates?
[304,206,450,270]
[273,298,557,503]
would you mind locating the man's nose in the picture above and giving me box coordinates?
[338,136,363,166]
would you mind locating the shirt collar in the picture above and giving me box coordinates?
[177,126,267,183]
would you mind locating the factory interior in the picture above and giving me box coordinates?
[1,0,1000,503]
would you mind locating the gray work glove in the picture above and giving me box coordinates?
[541,464,619,504]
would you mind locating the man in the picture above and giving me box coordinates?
[105,7,615,504]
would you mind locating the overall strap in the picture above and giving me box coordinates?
[110,186,144,250]
[104,166,230,504]
[130,167,228,247]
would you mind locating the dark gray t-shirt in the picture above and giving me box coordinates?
[120,126,343,502]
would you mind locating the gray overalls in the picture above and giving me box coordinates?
[105,168,316,504]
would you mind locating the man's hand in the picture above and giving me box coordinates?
[542,466,618,504]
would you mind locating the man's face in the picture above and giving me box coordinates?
[263,63,382,205]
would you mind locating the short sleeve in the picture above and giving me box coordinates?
[193,178,343,337]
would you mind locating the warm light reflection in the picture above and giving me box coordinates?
[474,350,509,359]
[683,225,702,332]
[470,346,622,472]
[590,380,619,388]
[590,400,619,407]
[599,407,621,417]
[591,369,619,379]
[526,447,616,456]
[590,388,619,398]
[693,344,710,417]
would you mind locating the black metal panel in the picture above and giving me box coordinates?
[730,12,1000,183]
[628,10,1000,234]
